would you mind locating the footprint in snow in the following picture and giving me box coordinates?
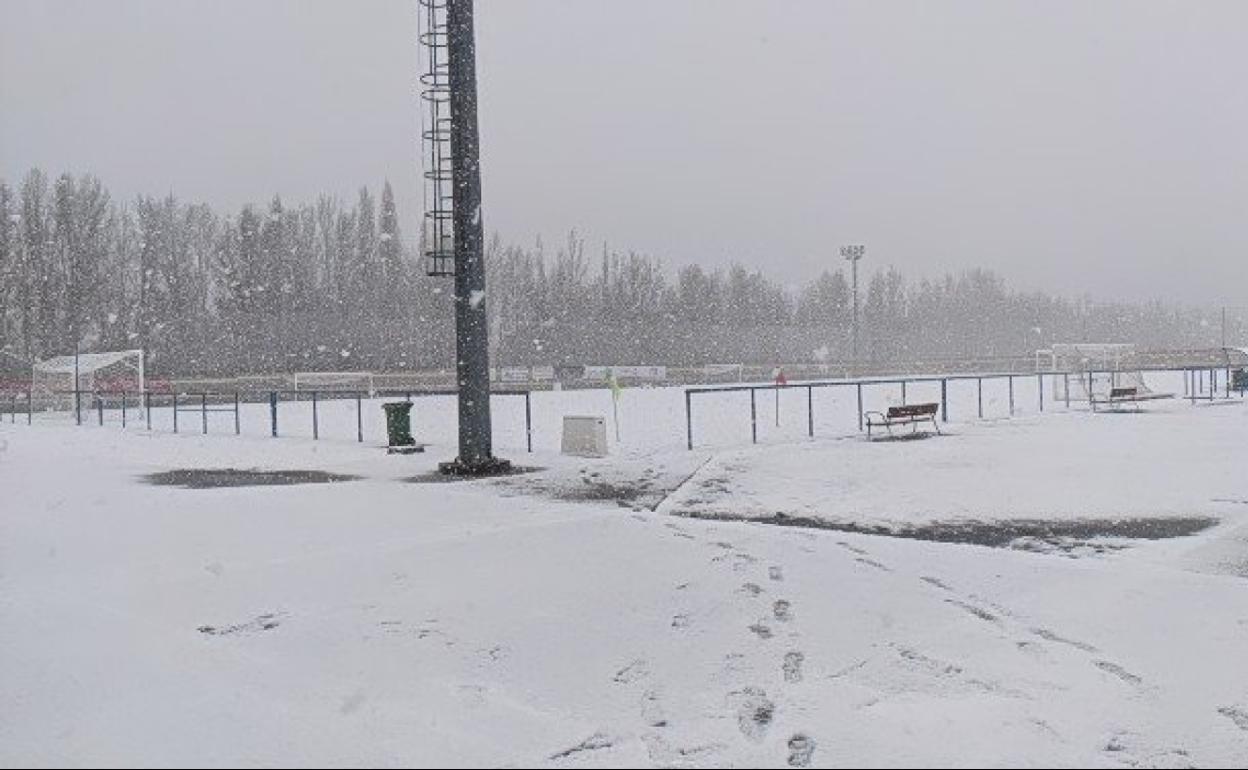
[787,734,816,767]
[729,687,774,743]
[783,651,805,683]
[773,599,794,622]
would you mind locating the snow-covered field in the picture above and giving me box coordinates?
[3,377,1248,767]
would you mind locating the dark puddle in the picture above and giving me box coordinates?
[559,480,653,504]
[671,510,1218,549]
[144,468,361,489]
[405,465,542,483]
[505,476,672,511]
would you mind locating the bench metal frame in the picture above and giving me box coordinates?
[864,403,942,440]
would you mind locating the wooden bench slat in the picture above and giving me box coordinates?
[886,403,939,419]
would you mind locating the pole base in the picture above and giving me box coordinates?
[437,456,514,477]
[387,444,426,455]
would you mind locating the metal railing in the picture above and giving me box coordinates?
[1,388,534,452]
[683,365,1245,450]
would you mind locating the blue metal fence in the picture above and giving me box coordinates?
[1,388,534,452]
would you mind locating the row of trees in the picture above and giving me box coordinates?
[0,168,1235,376]
[0,169,445,375]
[488,232,1232,366]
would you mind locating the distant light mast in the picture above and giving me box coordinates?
[840,244,865,373]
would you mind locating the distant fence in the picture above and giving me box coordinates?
[3,365,1244,454]
[0,388,534,452]
[683,365,1246,450]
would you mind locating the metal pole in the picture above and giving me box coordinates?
[750,388,757,444]
[856,382,864,432]
[444,0,504,473]
[121,391,127,428]
[234,392,240,435]
[852,258,858,366]
[356,393,363,443]
[901,380,907,405]
[685,390,693,450]
[977,378,983,419]
[1008,376,1014,416]
[145,391,151,430]
[525,391,533,452]
[270,391,278,437]
[941,378,948,422]
[27,391,32,425]
[201,393,208,435]
[172,392,178,433]
[1038,374,1044,412]
[312,391,319,440]
[807,385,813,437]
[97,395,103,426]
[1064,373,1070,408]
[74,342,81,426]
[841,245,864,372]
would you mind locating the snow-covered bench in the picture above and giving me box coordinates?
[1090,386,1173,412]
[865,402,941,440]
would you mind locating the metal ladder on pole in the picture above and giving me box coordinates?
[418,0,456,277]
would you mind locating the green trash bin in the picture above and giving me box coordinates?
[382,401,421,453]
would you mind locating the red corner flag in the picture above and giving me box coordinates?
[774,368,788,386]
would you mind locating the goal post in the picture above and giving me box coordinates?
[30,349,145,412]
[1038,343,1153,401]
[292,371,377,396]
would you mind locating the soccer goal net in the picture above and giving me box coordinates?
[1037,343,1153,401]
[292,371,377,396]
[30,349,145,411]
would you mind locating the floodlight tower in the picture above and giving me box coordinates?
[840,244,865,371]
[419,0,509,475]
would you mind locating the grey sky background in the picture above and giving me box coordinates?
[2,0,1245,305]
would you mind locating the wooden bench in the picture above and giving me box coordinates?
[1090,386,1173,412]
[865,402,941,440]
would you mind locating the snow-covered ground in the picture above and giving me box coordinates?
[2,379,1247,767]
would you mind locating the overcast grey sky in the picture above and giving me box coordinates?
[2,0,1246,304]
